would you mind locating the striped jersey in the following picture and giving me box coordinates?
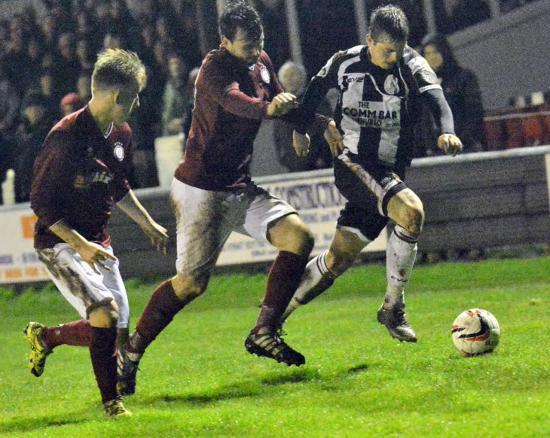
[299,45,441,170]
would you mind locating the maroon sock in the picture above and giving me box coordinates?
[255,251,308,330]
[129,280,188,354]
[41,320,91,349]
[89,326,117,404]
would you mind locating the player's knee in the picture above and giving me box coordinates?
[326,249,355,277]
[88,299,119,328]
[172,273,208,301]
[401,203,424,236]
[296,226,315,255]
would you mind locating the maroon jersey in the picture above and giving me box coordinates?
[31,106,133,249]
[175,48,287,191]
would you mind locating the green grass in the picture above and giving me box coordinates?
[0,257,549,437]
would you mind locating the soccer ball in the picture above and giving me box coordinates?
[451,308,500,356]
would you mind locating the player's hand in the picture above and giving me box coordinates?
[266,92,299,117]
[142,220,169,255]
[76,241,117,274]
[292,130,311,157]
[438,133,463,156]
[324,120,344,157]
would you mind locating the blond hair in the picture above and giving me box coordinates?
[92,48,147,92]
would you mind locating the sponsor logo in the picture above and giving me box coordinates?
[74,171,113,188]
[113,142,125,161]
[345,75,364,84]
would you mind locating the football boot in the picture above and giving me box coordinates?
[117,345,140,396]
[377,304,418,342]
[104,398,132,418]
[245,327,305,366]
[23,321,52,377]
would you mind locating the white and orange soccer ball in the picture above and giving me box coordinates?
[451,308,500,356]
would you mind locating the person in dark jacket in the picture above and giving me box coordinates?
[419,33,484,154]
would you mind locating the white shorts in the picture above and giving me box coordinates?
[37,243,129,329]
[171,179,297,278]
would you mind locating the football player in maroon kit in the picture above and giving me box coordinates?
[24,49,168,417]
[117,0,342,396]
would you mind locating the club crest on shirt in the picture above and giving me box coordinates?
[259,64,270,84]
[384,74,400,95]
[113,142,124,161]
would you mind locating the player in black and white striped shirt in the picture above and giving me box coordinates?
[284,5,463,342]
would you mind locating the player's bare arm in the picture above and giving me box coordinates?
[117,190,169,254]
[49,220,116,272]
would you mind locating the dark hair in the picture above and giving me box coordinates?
[92,48,146,92]
[218,1,263,42]
[369,5,409,43]
[420,33,458,70]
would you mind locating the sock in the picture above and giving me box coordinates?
[129,280,188,355]
[41,320,91,349]
[385,225,418,308]
[255,251,308,330]
[281,251,336,322]
[89,326,117,404]
[116,328,129,351]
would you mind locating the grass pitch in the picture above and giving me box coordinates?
[0,257,548,437]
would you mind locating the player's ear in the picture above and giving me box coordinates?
[113,89,121,106]
[220,35,229,48]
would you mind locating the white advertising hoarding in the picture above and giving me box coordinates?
[0,171,386,284]
[0,206,49,283]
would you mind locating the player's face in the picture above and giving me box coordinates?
[112,85,140,124]
[367,34,405,70]
[423,44,444,72]
[223,28,264,67]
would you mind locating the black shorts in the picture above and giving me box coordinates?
[333,153,407,242]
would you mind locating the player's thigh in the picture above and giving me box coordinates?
[171,179,235,282]
[100,250,129,329]
[268,213,314,255]
[38,244,118,320]
[239,186,311,254]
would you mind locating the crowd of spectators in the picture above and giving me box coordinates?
[0,0,544,204]
[0,0,202,202]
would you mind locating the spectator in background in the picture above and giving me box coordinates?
[273,60,332,172]
[14,92,54,202]
[130,64,161,188]
[3,32,28,93]
[59,92,85,116]
[76,39,94,72]
[76,73,92,103]
[0,64,21,142]
[74,10,100,52]
[26,39,44,89]
[103,33,126,50]
[161,54,188,136]
[32,69,61,121]
[40,15,58,50]
[0,63,21,201]
[419,33,484,154]
[0,21,10,58]
[56,33,81,96]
